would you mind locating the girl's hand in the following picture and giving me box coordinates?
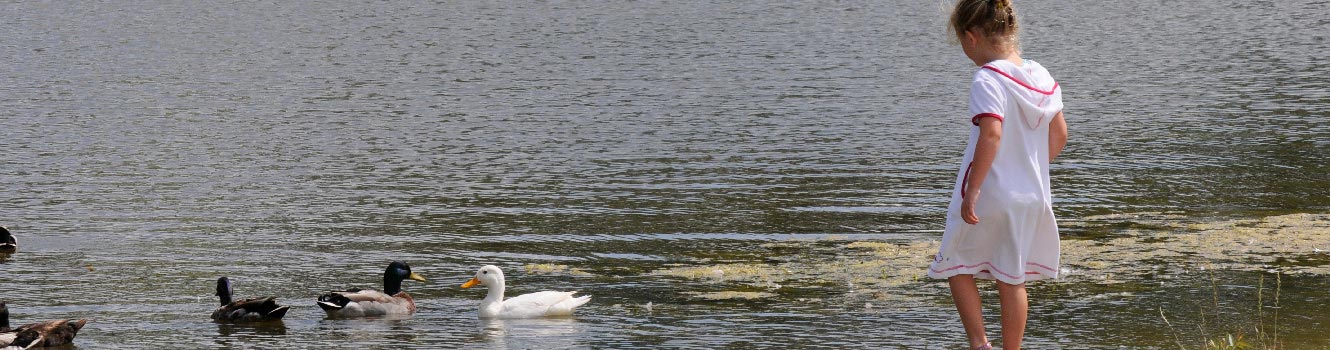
[963,117,1001,225]
[961,189,980,224]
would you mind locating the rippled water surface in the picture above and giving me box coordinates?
[2,0,1329,349]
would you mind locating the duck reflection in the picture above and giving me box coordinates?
[1,226,17,261]
[477,317,587,349]
[215,321,287,337]
[312,316,417,343]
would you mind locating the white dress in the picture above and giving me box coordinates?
[926,59,1064,285]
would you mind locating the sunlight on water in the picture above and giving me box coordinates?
[2,0,1328,349]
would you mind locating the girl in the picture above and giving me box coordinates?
[925,1,1067,349]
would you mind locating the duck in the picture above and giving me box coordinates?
[316,261,427,318]
[210,277,290,323]
[461,265,591,319]
[0,302,88,349]
[0,226,15,254]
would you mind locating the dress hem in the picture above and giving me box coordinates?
[926,261,1059,285]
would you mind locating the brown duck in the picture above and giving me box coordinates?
[210,277,290,322]
[0,302,88,349]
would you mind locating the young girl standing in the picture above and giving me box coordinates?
[926,1,1067,349]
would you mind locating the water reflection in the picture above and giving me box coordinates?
[0,0,1327,348]
[477,318,588,350]
[312,317,419,344]
[214,321,287,337]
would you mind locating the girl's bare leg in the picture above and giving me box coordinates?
[997,281,1028,350]
[948,275,989,349]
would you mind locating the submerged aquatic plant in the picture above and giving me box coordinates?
[1060,213,1330,285]
[524,263,593,276]
[651,239,943,303]
[686,291,775,300]
[1160,271,1285,350]
[1206,334,1250,350]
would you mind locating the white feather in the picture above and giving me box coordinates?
[0,332,16,348]
[465,265,591,319]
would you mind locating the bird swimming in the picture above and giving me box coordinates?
[316,261,427,318]
[210,277,290,323]
[0,226,16,254]
[0,302,88,349]
[461,265,590,319]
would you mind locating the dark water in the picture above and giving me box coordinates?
[2,0,1328,349]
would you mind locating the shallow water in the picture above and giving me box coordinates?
[2,0,1328,349]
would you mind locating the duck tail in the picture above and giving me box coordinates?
[316,292,349,312]
[316,301,342,312]
[266,306,291,320]
[549,294,591,316]
[570,295,592,308]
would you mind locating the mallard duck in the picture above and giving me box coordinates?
[0,226,15,254]
[0,302,10,334]
[0,302,88,349]
[316,261,427,318]
[461,265,591,319]
[210,277,290,323]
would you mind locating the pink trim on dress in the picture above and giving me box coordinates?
[981,65,1059,96]
[1028,261,1057,272]
[971,113,1003,126]
[930,261,1057,281]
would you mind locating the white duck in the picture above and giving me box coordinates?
[461,265,590,319]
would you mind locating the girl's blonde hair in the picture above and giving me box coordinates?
[949,0,1019,48]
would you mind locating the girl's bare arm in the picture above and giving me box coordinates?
[962,117,1003,224]
[1048,111,1067,162]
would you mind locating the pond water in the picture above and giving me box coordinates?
[2,0,1328,349]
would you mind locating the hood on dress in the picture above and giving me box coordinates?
[983,61,1063,130]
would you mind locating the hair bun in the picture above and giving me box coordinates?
[950,0,1021,47]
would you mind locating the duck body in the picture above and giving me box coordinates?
[0,226,16,254]
[211,297,289,323]
[211,277,290,323]
[462,265,591,319]
[316,261,426,318]
[316,289,416,317]
[1,302,88,349]
[0,319,88,349]
[478,290,588,319]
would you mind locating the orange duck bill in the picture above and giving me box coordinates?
[461,278,481,288]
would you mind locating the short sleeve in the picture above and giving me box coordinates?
[969,76,1005,125]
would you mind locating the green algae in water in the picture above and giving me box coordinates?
[686,291,777,300]
[1061,212,1330,282]
[654,263,779,283]
[652,239,943,305]
[653,213,1330,305]
[524,263,594,276]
